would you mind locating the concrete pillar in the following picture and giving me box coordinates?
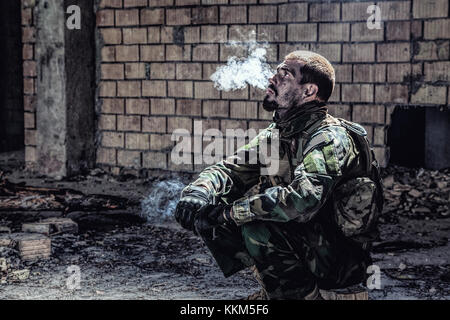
[425,108,450,170]
[35,0,95,178]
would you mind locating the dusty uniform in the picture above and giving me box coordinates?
[183,102,382,299]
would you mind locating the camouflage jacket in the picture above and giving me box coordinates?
[182,104,367,227]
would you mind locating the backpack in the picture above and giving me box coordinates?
[329,118,384,244]
[295,117,384,246]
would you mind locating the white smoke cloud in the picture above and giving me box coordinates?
[210,41,275,91]
[140,179,185,222]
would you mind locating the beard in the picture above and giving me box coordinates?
[262,95,278,111]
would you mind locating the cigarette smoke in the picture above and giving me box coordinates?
[210,41,274,91]
[140,179,185,222]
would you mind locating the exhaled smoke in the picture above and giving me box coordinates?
[140,179,185,222]
[210,41,274,91]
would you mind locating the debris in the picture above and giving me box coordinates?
[22,218,78,236]
[10,269,30,281]
[0,233,51,261]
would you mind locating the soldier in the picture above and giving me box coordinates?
[175,51,383,300]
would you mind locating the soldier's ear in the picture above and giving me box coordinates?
[303,83,319,99]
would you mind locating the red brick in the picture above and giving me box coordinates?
[142,80,167,97]
[98,114,117,130]
[141,8,164,25]
[249,5,277,23]
[101,63,124,79]
[151,99,175,114]
[342,2,375,21]
[351,22,383,41]
[377,43,410,62]
[117,80,141,97]
[379,1,410,20]
[222,88,249,100]
[333,65,352,83]
[203,100,229,118]
[142,116,167,133]
[102,46,116,61]
[310,3,340,22]
[23,61,36,77]
[352,105,385,124]
[150,63,175,80]
[101,29,122,44]
[201,26,227,43]
[168,81,193,98]
[101,98,125,114]
[102,132,124,148]
[125,63,147,79]
[176,99,201,116]
[278,3,308,22]
[413,0,448,18]
[411,85,446,104]
[99,0,122,8]
[342,84,374,103]
[319,23,349,42]
[192,6,218,24]
[24,96,36,112]
[126,99,150,115]
[22,8,32,26]
[257,25,286,42]
[97,9,114,26]
[124,0,147,7]
[413,41,449,61]
[99,81,116,97]
[220,6,247,24]
[228,25,257,42]
[148,0,173,6]
[123,28,147,44]
[24,112,35,129]
[386,21,410,41]
[310,44,341,63]
[118,115,141,131]
[230,101,258,119]
[116,45,139,61]
[168,117,192,132]
[23,44,33,60]
[115,10,139,26]
[22,27,35,43]
[194,82,220,99]
[424,19,450,40]
[126,133,149,150]
[287,24,317,42]
[25,146,37,163]
[193,44,218,61]
[353,64,386,83]
[279,43,310,60]
[96,148,116,165]
[424,61,450,82]
[148,27,160,43]
[387,64,410,83]
[143,152,167,169]
[176,63,202,80]
[327,104,351,120]
[141,45,165,61]
[343,43,375,62]
[220,44,247,62]
[117,150,141,167]
[166,45,191,61]
[375,85,408,103]
[166,8,191,25]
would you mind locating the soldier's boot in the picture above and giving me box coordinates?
[244,266,269,300]
[319,284,369,300]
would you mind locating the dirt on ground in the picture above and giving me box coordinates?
[0,164,449,300]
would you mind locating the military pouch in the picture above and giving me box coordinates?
[332,177,379,238]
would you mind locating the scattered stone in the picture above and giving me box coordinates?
[22,218,78,236]
[0,233,51,261]
[10,269,30,281]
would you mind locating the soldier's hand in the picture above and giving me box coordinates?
[194,204,235,235]
[175,195,207,231]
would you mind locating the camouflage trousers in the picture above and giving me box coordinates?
[197,211,372,300]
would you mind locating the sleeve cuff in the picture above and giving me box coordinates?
[232,197,254,225]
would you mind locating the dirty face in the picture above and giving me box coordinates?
[263,60,318,116]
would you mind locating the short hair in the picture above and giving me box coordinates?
[284,50,335,102]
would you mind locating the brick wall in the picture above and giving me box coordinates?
[22,0,450,174]
[21,0,37,166]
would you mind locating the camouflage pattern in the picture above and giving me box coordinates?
[185,104,380,299]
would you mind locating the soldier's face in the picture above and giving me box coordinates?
[263,60,305,113]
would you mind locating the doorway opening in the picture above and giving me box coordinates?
[0,1,24,166]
